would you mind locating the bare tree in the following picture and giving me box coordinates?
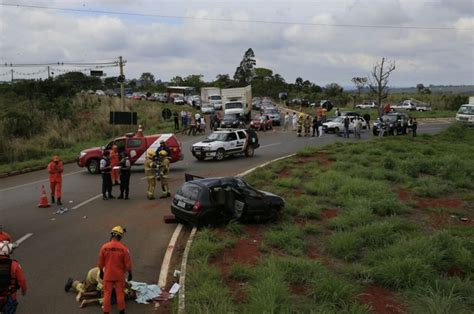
[368,57,396,116]
[351,77,368,108]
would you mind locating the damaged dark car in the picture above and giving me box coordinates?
[171,176,284,227]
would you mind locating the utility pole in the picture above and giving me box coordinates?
[10,69,13,82]
[119,56,125,111]
[47,66,51,79]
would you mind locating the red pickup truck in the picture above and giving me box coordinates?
[77,132,183,174]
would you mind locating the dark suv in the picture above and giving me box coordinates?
[373,112,410,136]
[171,177,284,227]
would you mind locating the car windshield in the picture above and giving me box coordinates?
[209,95,221,100]
[206,133,228,141]
[223,114,238,120]
[235,178,259,197]
[333,117,345,123]
[265,108,278,114]
[202,104,213,108]
[178,183,202,200]
[225,102,243,109]
[458,105,474,115]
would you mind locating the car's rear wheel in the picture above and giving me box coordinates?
[87,159,100,174]
[245,145,254,157]
[215,148,225,161]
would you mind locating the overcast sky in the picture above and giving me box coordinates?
[0,0,473,87]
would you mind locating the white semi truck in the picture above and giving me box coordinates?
[222,85,252,121]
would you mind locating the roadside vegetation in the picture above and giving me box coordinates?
[0,80,196,173]
[179,123,474,313]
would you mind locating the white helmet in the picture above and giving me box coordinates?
[0,240,13,256]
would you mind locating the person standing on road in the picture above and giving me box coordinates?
[158,150,171,198]
[155,140,171,157]
[110,145,120,186]
[181,110,187,129]
[304,115,311,137]
[144,149,157,200]
[98,226,132,314]
[312,116,318,137]
[47,155,64,206]
[378,120,386,138]
[0,235,27,314]
[100,151,114,200]
[173,111,179,130]
[283,112,290,131]
[297,114,303,137]
[343,116,350,138]
[335,108,341,117]
[118,153,131,200]
[412,118,418,137]
[292,112,297,131]
[363,113,371,130]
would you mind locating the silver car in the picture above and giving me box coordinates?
[201,103,215,115]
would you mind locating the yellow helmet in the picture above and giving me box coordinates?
[111,225,126,237]
[159,150,168,156]
[146,149,156,158]
[299,113,304,118]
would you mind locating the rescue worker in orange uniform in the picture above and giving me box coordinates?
[47,155,64,206]
[110,145,120,186]
[98,226,132,314]
[0,232,27,314]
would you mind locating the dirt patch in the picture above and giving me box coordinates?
[278,168,292,177]
[315,152,332,166]
[210,225,263,304]
[320,208,339,220]
[358,285,406,314]
[289,283,308,296]
[447,266,463,277]
[430,213,473,230]
[416,197,463,209]
[397,189,412,201]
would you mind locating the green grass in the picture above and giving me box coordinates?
[264,224,306,256]
[187,124,474,312]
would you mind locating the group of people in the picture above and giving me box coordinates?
[64,226,132,313]
[100,146,131,200]
[173,111,211,135]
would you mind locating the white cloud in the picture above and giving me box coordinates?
[0,0,473,85]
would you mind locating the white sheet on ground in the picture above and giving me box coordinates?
[130,281,162,304]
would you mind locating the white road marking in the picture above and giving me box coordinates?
[71,194,103,210]
[260,142,282,148]
[12,233,33,248]
[0,170,86,193]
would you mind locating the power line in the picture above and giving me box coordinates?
[3,61,119,67]
[1,2,470,31]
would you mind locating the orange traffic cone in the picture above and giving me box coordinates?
[38,185,51,208]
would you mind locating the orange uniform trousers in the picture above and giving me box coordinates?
[102,280,125,313]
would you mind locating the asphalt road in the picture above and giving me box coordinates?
[0,119,450,313]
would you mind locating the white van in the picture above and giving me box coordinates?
[456,104,474,125]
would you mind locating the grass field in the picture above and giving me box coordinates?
[178,123,474,313]
[0,96,197,174]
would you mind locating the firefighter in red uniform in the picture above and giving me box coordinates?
[110,145,120,186]
[0,232,27,314]
[47,155,64,206]
[98,226,132,314]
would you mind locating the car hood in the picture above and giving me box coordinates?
[193,141,218,147]
[81,146,102,154]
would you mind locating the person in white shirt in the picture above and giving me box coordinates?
[292,112,297,131]
[284,112,290,131]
